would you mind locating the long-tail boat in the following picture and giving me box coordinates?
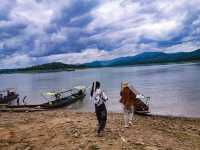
[0,88,19,104]
[40,86,86,108]
[7,86,86,109]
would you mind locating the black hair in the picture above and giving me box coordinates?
[90,82,95,97]
[95,81,100,89]
[90,81,101,97]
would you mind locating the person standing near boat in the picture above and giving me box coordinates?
[120,81,136,128]
[90,81,108,136]
[0,94,3,100]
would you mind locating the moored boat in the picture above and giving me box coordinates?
[129,85,150,114]
[7,86,86,109]
[0,88,19,104]
[40,86,86,108]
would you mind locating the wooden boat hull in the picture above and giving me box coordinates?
[0,94,19,104]
[41,93,86,108]
[134,98,150,114]
[8,93,86,109]
[7,104,41,108]
[129,86,150,114]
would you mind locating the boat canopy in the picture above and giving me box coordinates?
[46,92,56,96]
[0,88,16,93]
[43,85,86,96]
[73,85,86,91]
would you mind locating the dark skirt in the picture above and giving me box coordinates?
[95,103,107,134]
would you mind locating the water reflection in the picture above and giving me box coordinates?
[0,63,200,117]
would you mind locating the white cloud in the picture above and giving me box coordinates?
[1,0,200,68]
[87,0,188,42]
[9,0,70,28]
[0,53,36,69]
[37,47,137,65]
[1,48,131,69]
[164,41,200,53]
[51,32,67,43]
[87,0,140,30]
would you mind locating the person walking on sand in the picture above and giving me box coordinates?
[90,81,108,136]
[120,81,136,128]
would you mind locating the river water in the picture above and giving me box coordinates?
[1,63,200,118]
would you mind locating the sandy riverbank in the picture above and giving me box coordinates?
[0,110,200,150]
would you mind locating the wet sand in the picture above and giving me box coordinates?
[0,110,200,150]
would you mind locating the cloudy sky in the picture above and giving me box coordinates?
[0,0,200,69]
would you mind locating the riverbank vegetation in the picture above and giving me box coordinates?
[1,49,200,74]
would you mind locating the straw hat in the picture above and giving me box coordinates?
[122,81,128,89]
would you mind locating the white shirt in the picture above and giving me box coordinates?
[92,89,108,106]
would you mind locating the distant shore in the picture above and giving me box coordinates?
[1,61,200,75]
[0,68,76,75]
[0,110,199,150]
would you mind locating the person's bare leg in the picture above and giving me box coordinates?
[124,107,129,128]
[128,107,134,125]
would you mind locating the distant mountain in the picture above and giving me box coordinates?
[1,49,200,74]
[0,62,79,74]
[83,49,200,67]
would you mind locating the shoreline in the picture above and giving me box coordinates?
[1,61,200,75]
[0,110,200,150]
[2,106,200,120]
[142,113,200,120]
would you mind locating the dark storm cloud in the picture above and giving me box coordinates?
[0,0,200,69]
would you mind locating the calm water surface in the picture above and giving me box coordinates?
[0,63,200,118]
